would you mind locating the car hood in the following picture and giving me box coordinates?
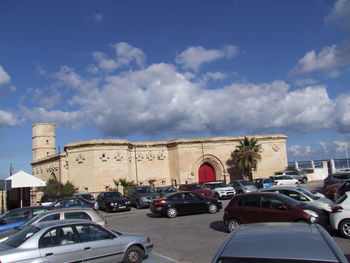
[0,228,17,241]
[318,197,334,205]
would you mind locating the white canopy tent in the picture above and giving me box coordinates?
[6,170,46,208]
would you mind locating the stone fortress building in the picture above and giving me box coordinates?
[31,123,288,193]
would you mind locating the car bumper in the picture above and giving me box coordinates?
[150,205,165,214]
[219,193,234,199]
[106,204,131,211]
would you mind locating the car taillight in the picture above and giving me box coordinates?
[154,200,166,206]
[332,206,343,213]
[147,237,152,243]
[243,187,248,190]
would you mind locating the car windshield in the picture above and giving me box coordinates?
[17,213,42,230]
[189,184,204,190]
[4,225,40,247]
[81,194,95,201]
[335,194,347,204]
[105,192,123,198]
[278,194,301,206]
[297,187,318,200]
[240,181,254,186]
[135,187,155,193]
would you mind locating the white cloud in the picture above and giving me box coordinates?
[94,13,104,22]
[0,110,18,127]
[204,72,227,81]
[31,89,61,109]
[319,141,329,153]
[0,65,10,85]
[325,0,350,30]
[294,78,317,87]
[288,145,312,157]
[334,140,349,152]
[293,42,350,76]
[175,45,239,72]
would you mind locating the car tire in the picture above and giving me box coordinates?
[225,218,240,233]
[123,245,145,263]
[166,207,177,218]
[339,219,350,239]
[136,200,142,209]
[208,203,218,214]
[302,178,307,184]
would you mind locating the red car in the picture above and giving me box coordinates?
[178,183,212,197]
[325,183,343,200]
[223,192,326,232]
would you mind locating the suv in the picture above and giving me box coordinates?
[212,223,348,263]
[275,170,308,184]
[202,182,235,199]
[124,186,161,209]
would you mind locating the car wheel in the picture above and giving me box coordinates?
[302,178,307,184]
[225,218,240,233]
[136,200,142,209]
[339,219,350,239]
[166,207,177,218]
[123,245,144,263]
[208,203,218,214]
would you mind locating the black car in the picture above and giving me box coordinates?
[125,186,161,209]
[324,173,350,189]
[96,191,131,212]
[150,191,222,218]
[50,197,96,210]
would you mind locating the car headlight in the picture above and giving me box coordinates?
[126,201,130,204]
[303,209,318,218]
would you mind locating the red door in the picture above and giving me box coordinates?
[198,163,215,183]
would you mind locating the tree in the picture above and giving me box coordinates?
[41,179,76,196]
[118,178,135,195]
[112,179,120,192]
[232,137,262,180]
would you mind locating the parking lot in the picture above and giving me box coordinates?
[101,180,350,263]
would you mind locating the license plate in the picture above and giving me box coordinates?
[119,206,126,208]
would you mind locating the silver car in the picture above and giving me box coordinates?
[0,220,153,263]
[260,185,333,212]
[212,222,348,263]
[0,207,106,242]
[229,180,257,193]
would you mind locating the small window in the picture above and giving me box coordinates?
[75,224,114,242]
[64,212,91,221]
[40,214,60,222]
[46,139,49,144]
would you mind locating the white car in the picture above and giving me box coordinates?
[202,181,236,199]
[330,192,350,239]
[271,175,299,186]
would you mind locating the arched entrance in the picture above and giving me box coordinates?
[198,163,216,183]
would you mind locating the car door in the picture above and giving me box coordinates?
[39,225,84,263]
[75,223,123,263]
[169,193,187,214]
[260,196,296,222]
[237,196,262,223]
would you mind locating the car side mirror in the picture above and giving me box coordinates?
[278,205,288,210]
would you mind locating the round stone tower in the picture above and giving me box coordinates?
[32,123,56,161]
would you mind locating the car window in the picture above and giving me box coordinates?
[75,224,114,242]
[169,193,184,201]
[32,208,47,216]
[54,200,67,207]
[3,210,31,224]
[261,197,286,209]
[64,212,91,221]
[237,196,260,207]
[40,214,60,222]
[39,226,77,248]
[241,181,253,186]
[281,190,307,202]
[4,225,40,247]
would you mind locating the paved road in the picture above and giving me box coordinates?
[103,181,350,263]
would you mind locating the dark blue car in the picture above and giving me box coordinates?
[252,178,274,189]
[0,206,52,232]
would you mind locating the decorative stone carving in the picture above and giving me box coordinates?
[272,144,279,152]
[114,152,124,161]
[64,161,69,169]
[76,154,85,163]
[128,152,132,162]
[158,150,166,160]
[136,153,143,161]
[100,153,109,162]
[146,151,155,161]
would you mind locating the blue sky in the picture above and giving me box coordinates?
[1,0,350,177]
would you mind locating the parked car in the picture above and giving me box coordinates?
[211,222,348,263]
[252,178,274,189]
[178,183,212,197]
[73,193,99,210]
[0,220,153,263]
[335,182,350,200]
[330,192,350,239]
[324,173,350,189]
[260,185,333,212]
[0,206,52,233]
[51,197,97,210]
[96,191,131,212]
[223,192,325,233]
[0,207,106,242]
[202,181,235,199]
[270,175,299,185]
[39,195,63,206]
[274,170,308,184]
[150,191,222,218]
[124,186,161,209]
[229,180,257,194]
[325,182,343,200]
[155,186,177,196]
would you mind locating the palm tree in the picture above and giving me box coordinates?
[118,178,135,195]
[233,137,262,180]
